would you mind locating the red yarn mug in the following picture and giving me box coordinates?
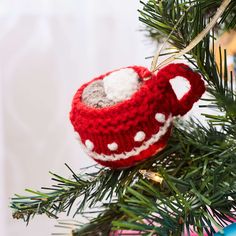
[70,63,205,169]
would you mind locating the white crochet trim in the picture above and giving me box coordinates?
[85,140,94,151]
[82,114,172,162]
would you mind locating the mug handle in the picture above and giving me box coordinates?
[157,63,205,116]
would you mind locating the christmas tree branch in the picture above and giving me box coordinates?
[11,160,162,224]
[11,164,99,222]
[112,121,236,235]
[12,118,236,234]
[140,0,236,123]
[151,0,232,71]
[11,164,130,223]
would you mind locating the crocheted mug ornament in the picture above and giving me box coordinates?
[70,63,205,169]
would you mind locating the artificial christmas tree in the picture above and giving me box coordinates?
[11,0,236,235]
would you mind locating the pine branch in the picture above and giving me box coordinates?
[11,121,236,233]
[113,121,236,235]
[11,164,126,223]
[140,0,236,124]
[11,120,236,234]
[11,161,158,224]
[139,0,236,46]
[72,206,122,236]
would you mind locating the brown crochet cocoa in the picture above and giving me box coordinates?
[82,80,116,108]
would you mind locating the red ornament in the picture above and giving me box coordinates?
[70,63,205,169]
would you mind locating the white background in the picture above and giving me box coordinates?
[0,1,155,235]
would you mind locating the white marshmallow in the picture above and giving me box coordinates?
[103,68,140,103]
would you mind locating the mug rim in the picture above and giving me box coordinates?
[72,66,156,115]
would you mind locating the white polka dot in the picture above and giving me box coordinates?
[85,140,94,151]
[155,113,166,123]
[134,131,146,142]
[107,142,118,151]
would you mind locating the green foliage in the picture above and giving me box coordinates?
[11,0,236,235]
[11,164,139,223]
[139,0,236,44]
[113,122,236,235]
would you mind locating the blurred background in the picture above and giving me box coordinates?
[0,1,235,236]
[0,1,154,235]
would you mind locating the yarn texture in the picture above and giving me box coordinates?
[70,63,205,169]
[82,80,116,108]
[103,68,141,103]
[82,68,142,108]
